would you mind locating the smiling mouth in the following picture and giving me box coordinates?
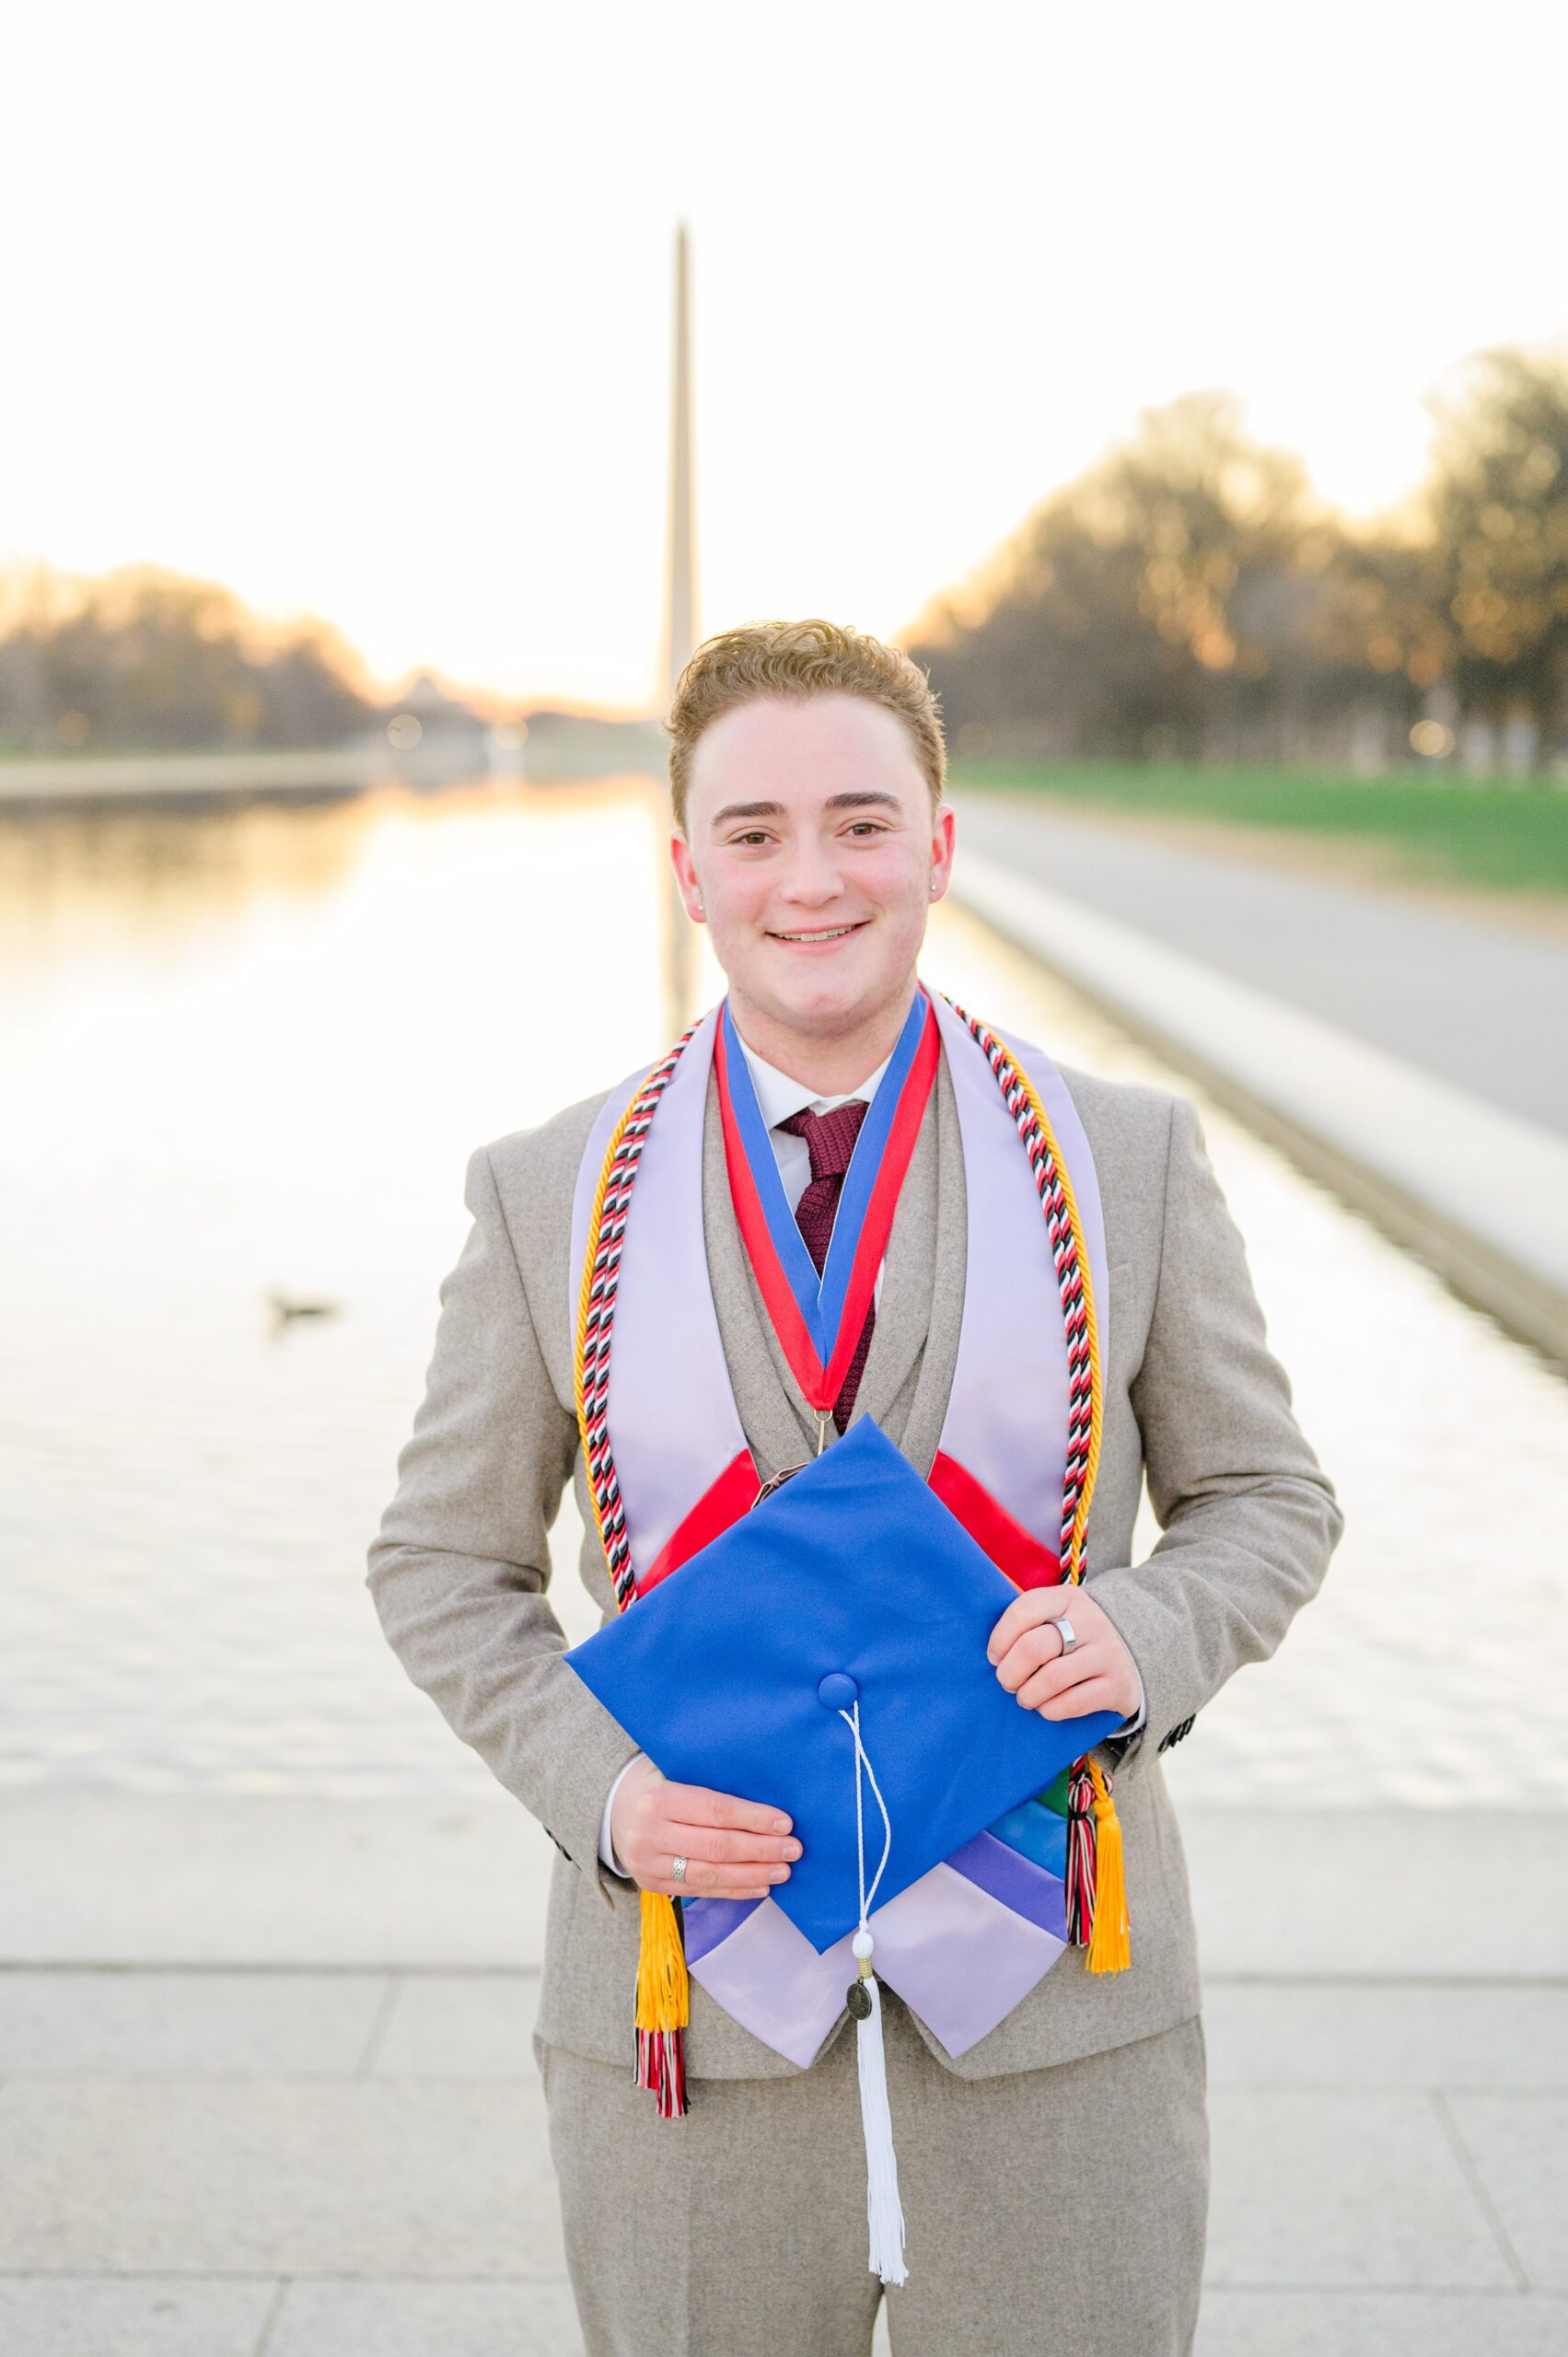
[768,922,867,943]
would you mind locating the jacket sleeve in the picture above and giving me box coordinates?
[365,1141,640,1906]
[1087,1094,1344,1771]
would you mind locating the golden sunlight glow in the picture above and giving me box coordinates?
[3,2,1564,711]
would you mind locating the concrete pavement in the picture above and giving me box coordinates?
[1,1792,1562,2354]
[954,792,1568,1139]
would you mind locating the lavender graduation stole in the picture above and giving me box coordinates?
[570,985,1121,2068]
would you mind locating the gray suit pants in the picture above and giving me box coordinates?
[539,1991,1209,2357]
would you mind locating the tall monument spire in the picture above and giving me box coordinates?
[660,222,702,1027]
[663,221,698,697]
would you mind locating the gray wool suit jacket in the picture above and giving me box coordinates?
[366,1035,1343,2082]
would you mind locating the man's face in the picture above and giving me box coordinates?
[671,692,954,1044]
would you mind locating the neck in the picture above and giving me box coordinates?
[726,979,920,1095]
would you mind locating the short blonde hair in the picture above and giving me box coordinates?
[663,618,946,832]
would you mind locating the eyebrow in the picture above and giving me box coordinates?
[709,790,905,830]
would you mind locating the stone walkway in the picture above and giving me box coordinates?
[0,1794,1562,2354]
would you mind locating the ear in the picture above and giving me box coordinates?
[927,803,957,903]
[669,830,706,923]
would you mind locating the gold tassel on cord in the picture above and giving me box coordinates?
[633,1892,690,2117]
[636,1890,689,2024]
[1084,1757,1131,1974]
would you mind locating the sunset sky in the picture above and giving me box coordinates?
[6,0,1565,713]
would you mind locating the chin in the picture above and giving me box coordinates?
[775,983,864,1031]
[764,954,896,1031]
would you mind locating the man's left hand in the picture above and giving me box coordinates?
[986,1585,1142,1722]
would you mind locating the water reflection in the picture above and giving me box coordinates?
[2,779,1563,1805]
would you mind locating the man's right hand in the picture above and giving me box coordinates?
[610,1756,801,1898]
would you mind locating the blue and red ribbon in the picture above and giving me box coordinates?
[714,988,940,1416]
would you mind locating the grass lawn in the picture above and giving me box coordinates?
[949,760,1568,896]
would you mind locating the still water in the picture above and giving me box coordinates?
[2,777,1564,1807]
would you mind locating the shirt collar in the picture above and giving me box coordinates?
[731,1028,893,1132]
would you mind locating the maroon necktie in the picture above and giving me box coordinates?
[778,1101,874,1434]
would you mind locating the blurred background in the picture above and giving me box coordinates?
[2,5,1565,2354]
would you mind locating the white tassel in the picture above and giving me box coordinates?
[839,1702,908,2286]
[854,1950,908,2284]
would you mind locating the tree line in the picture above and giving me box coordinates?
[0,565,389,755]
[6,343,1563,772]
[904,345,1568,775]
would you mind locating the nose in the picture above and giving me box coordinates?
[778,833,843,909]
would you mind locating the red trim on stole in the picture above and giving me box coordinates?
[633,1444,1063,1605]
[929,1449,1063,1590]
[635,1449,760,1596]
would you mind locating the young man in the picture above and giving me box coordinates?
[367,620,1342,2357]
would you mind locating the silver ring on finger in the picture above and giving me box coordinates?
[670,1854,688,1884]
[1053,1614,1079,1657]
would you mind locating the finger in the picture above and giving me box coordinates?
[1018,1664,1122,1716]
[1007,1644,1106,1711]
[641,1855,794,1899]
[1038,1675,1128,1721]
[640,1877,778,1901]
[985,1586,1073,1664]
[993,1623,1068,1691]
[658,1782,793,1836]
[661,1822,802,1866]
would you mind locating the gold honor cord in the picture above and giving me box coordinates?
[945,1000,1126,1977]
[571,1039,703,2119]
[1008,1056,1105,1583]
[574,1087,638,1571]
[1004,1057,1125,1973]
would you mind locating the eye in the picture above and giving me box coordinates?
[844,819,887,837]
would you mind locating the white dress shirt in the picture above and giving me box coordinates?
[737,1033,895,1223]
[598,1026,1146,1875]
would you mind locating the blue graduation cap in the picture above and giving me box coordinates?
[563,1415,1122,1955]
